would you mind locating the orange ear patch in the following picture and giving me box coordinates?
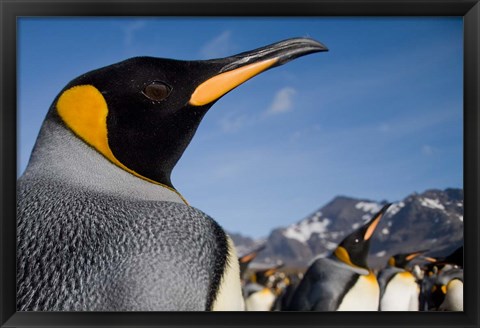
[56,85,188,204]
[57,85,113,161]
[388,257,395,266]
[335,246,354,266]
[441,285,447,294]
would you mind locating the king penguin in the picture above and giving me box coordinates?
[435,268,463,311]
[423,246,463,311]
[243,262,283,311]
[16,38,328,311]
[286,204,391,311]
[378,250,427,311]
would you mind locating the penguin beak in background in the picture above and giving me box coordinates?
[363,203,392,241]
[239,252,258,264]
[189,37,328,106]
[405,250,428,261]
[423,256,438,263]
[240,244,267,264]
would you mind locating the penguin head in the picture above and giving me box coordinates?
[387,249,428,269]
[421,246,463,273]
[239,244,266,277]
[254,262,284,286]
[51,38,327,188]
[333,203,391,269]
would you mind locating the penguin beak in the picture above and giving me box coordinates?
[239,252,258,264]
[264,263,284,277]
[422,256,438,263]
[239,244,266,263]
[363,203,391,241]
[189,37,328,106]
[405,250,428,261]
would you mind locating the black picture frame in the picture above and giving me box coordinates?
[1,1,479,327]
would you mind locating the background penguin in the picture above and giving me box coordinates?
[251,262,285,287]
[419,246,463,311]
[436,268,463,311]
[286,204,391,311]
[238,245,266,279]
[422,246,463,311]
[271,272,303,311]
[16,38,328,311]
[420,261,441,311]
[243,262,283,311]
[244,285,277,311]
[378,250,427,311]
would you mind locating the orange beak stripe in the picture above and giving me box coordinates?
[189,58,278,106]
[406,252,422,261]
[364,213,383,240]
[239,253,257,263]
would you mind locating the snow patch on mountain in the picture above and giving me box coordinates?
[355,201,382,214]
[387,201,405,216]
[312,212,322,220]
[330,232,341,239]
[361,214,371,221]
[283,217,331,243]
[420,198,445,210]
[324,241,338,250]
[376,250,387,257]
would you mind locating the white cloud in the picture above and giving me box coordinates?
[200,31,234,59]
[266,87,297,115]
[124,21,146,46]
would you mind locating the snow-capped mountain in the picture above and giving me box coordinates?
[232,188,463,269]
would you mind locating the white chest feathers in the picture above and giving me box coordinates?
[380,272,419,311]
[211,237,245,311]
[245,288,276,311]
[337,272,380,311]
[439,279,463,311]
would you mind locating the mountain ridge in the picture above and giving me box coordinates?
[230,188,463,269]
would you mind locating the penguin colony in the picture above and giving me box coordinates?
[239,213,463,312]
[16,37,463,311]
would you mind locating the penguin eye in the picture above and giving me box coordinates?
[143,82,172,102]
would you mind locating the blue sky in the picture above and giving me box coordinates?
[18,18,463,238]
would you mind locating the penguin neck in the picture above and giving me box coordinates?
[329,252,370,276]
[23,118,188,204]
